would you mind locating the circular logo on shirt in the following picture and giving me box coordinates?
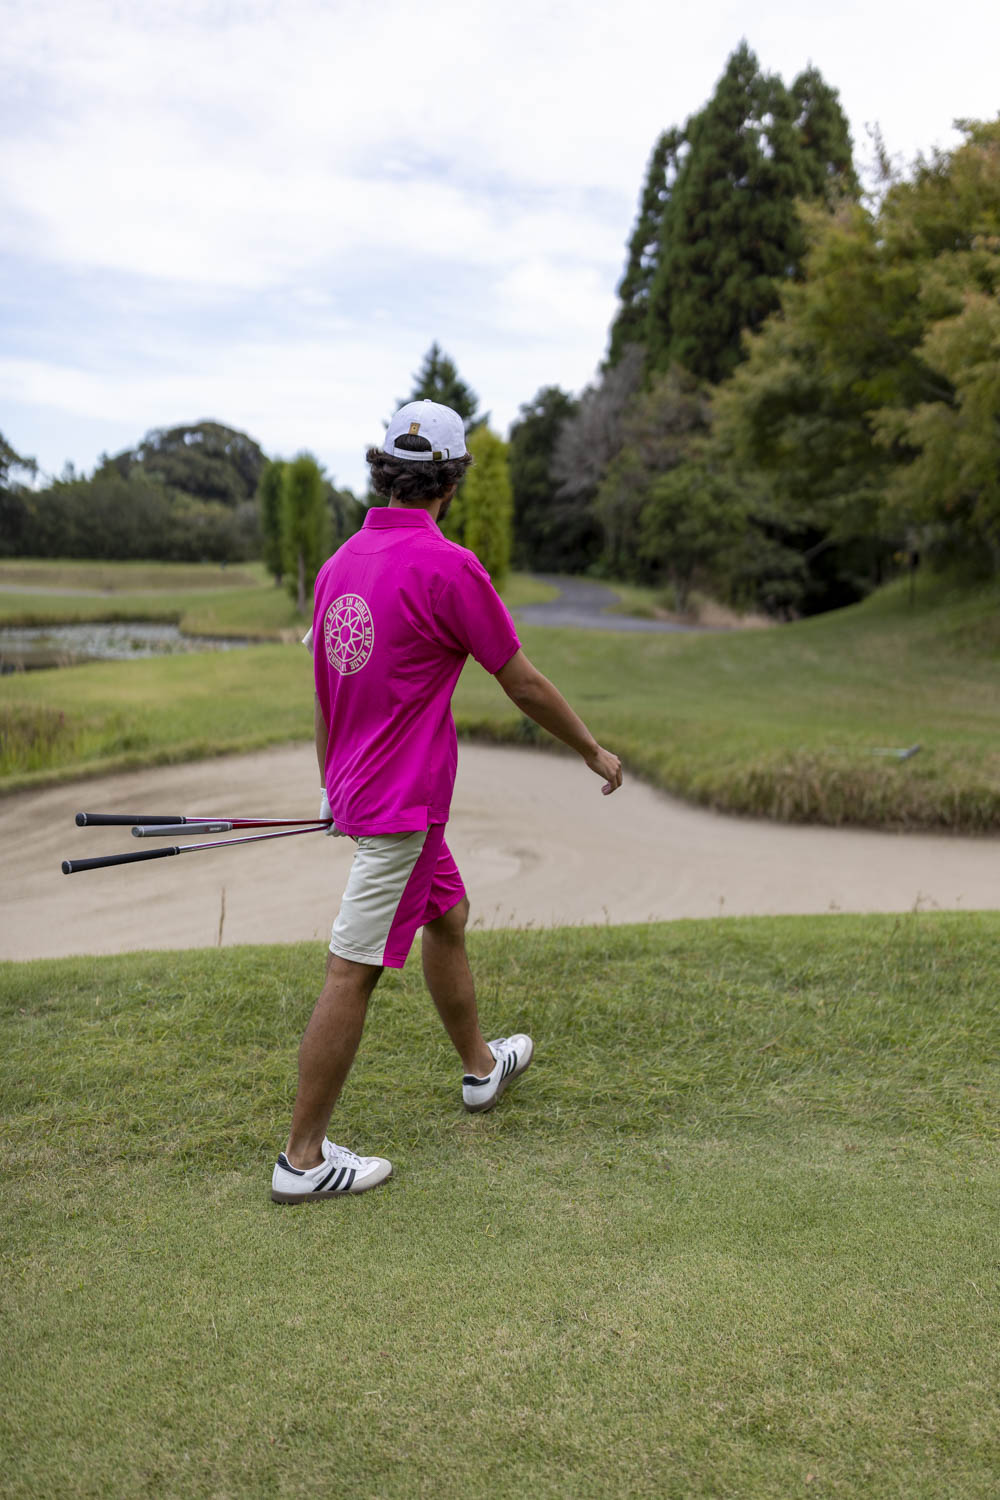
[323,594,374,675]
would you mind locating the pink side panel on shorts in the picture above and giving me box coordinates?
[382,827,466,968]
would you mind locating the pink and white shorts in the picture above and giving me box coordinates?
[330,824,465,969]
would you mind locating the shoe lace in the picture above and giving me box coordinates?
[324,1141,363,1168]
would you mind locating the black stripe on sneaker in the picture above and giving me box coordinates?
[503,1052,516,1078]
[344,1169,356,1192]
[277,1152,306,1177]
[315,1162,344,1192]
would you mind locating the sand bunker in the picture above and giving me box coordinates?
[2,743,997,961]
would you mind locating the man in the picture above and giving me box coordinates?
[271,399,622,1203]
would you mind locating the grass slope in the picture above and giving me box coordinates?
[2,912,999,1497]
[2,570,999,829]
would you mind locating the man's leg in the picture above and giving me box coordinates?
[285,952,382,1169]
[421,897,495,1077]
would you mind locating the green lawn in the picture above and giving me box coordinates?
[2,912,998,1498]
[2,569,999,829]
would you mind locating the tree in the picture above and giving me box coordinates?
[551,346,645,511]
[872,120,1000,572]
[325,480,363,550]
[447,426,513,585]
[642,43,856,383]
[706,118,1000,603]
[606,129,685,368]
[0,433,36,557]
[508,386,602,573]
[257,459,286,584]
[281,454,331,612]
[405,343,483,428]
[640,458,746,612]
[107,421,266,506]
[593,367,710,579]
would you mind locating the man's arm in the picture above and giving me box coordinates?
[494,650,623,796]
[315,694,328,786]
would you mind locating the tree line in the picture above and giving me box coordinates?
[0,347,513,611]
[509,46,1000,615]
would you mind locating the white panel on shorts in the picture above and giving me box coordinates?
[330,830,429,964]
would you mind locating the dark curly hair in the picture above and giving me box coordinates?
[366,432,473,505]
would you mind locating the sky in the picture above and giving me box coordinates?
[2,0,999,495]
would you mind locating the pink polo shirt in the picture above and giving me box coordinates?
[311,506,521,836]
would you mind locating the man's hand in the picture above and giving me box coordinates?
[585,745,623,796]
[319,788,345,836]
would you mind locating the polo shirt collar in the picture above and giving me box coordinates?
[363,506,438,531]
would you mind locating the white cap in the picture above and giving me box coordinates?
[383,400,468,462]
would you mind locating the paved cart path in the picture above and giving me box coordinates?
[2,744,997,961]
[516,575,711,632]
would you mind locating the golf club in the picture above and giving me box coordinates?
[62,822,330,875]
[75,811,328,828]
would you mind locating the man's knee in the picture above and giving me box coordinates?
[429,895,469,941]
[325,951,383,994]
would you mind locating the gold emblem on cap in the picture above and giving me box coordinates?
[408,422,421,435]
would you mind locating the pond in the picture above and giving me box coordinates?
[0,622,251,673]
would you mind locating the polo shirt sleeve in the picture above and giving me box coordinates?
[435,558,521,673]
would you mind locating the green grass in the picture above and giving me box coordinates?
[2,912,999,1497]
[3,569,999,829]
[0,559,554,638]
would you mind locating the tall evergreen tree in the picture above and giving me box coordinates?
[281,454,330,612]
[454,426,513,585]
[609,44,855,384]
[606,129,684,368]
[406,343,483,428]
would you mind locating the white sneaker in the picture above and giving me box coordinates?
[271,1138,392,1203]
[462,1034,534,1113]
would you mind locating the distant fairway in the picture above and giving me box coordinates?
[2,913,998,1497]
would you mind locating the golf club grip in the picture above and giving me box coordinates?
[76,813,183,826]
[62,846,181,874]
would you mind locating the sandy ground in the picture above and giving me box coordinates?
[2,742,997,961]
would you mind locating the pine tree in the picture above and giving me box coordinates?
[406,343,483,427]
[606,129,684,368]
[615,43,856,384]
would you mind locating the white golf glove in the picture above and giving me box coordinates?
[319,788,344,837]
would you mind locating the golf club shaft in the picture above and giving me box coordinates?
[131,819,332,837]
[62,823,329,874]
[76,812,329,828]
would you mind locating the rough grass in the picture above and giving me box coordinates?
[2,912,999,1498]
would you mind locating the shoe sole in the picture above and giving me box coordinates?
[271,1162,393,1203]
[464,1038,534,1113]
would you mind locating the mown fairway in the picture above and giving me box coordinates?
[2,913,998,1498]
[3,568,999,830]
